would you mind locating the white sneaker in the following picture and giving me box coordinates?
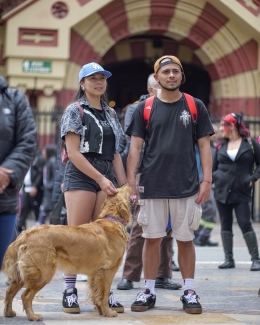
[76,274,87,282]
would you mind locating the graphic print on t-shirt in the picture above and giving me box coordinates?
[99,120,110,127]
[180,110,191,128]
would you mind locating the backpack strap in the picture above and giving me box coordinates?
[183,93,197,123]
[143,95,155,129]
[143,94,198,131]
[182,93,198,143]
[75,101,84,119]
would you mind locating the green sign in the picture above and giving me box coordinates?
[23,60,52,73]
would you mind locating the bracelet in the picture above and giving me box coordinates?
[96,175,105,184]
[121,182,129,187]
[203,180,212,184]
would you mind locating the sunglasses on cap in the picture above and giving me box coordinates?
[230,113,242,126]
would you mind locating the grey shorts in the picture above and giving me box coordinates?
[137,193,202,241]
[63,157,115,193]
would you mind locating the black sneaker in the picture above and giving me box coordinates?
[108,291,124,313]
[180,289,202,314]
[62,288,80,313]
[131,289,156,312]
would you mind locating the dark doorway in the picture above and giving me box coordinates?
[104,58,211,110]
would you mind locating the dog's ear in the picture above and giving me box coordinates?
[114,195,131,225]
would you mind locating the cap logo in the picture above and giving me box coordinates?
[92,63,101,70]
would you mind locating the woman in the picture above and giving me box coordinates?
[60,62,127,314]
[213,113,260,271]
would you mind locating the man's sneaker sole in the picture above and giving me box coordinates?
[131,304,155,312]
[62,306,80,313]
[183,305,202,314]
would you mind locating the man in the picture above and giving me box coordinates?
[194,124,219,246]
[0,75,37,269]
[126,56,214,314]
[117,74,181,291]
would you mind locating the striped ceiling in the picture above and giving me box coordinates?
[65,0,259,116]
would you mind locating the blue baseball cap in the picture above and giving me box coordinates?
[78,62,112,82]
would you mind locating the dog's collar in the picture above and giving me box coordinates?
[105,215,125,226]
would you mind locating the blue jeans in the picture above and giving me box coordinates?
[0,213,17,269]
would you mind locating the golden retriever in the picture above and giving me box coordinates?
[2,184,131,321]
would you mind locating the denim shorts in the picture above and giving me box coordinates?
[63,157,115,193]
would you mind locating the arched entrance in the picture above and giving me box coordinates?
[61,0,258,118]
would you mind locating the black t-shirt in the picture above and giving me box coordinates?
[85,108,115,161]
[126,95,214,199]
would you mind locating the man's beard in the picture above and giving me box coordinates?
[158,80,181,92]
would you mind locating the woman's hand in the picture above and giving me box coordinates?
[98,177,117,195]
[29,186,38,197]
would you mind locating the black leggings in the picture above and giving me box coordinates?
[216,201,253,235]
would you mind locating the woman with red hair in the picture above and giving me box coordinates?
[213,113,260,271]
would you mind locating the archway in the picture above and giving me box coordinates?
[104,55,211,110]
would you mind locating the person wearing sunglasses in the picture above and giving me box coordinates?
[213,113,260,271]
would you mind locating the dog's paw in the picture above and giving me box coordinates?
[28,313,43,321]
[104,310,117,317]
[4,309,16,317]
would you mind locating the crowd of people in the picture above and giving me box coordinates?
[0,54,260,317]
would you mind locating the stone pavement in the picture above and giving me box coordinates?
[0,222,260,325]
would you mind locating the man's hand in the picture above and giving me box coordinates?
[129,183,139,205]
[195,181,211,205]
[0,167,13,194]
[29,186,38,197]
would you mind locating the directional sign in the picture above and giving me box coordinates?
[23,60,52,73]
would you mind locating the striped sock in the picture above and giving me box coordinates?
[64,275,76,289]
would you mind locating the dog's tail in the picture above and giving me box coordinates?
[2,237,24,283]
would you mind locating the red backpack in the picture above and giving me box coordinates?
[61,102,84,166]
[143,92,198,129]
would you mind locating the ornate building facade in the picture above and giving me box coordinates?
[0,0,259,118]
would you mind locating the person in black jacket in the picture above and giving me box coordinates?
[213,113,260,271]
[0,76,36,269]
[52,137,65,205]
[18,148,45,232]
[35,144,57,225]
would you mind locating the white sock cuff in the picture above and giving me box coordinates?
[183,278,194,291]
[144,279,155,294]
